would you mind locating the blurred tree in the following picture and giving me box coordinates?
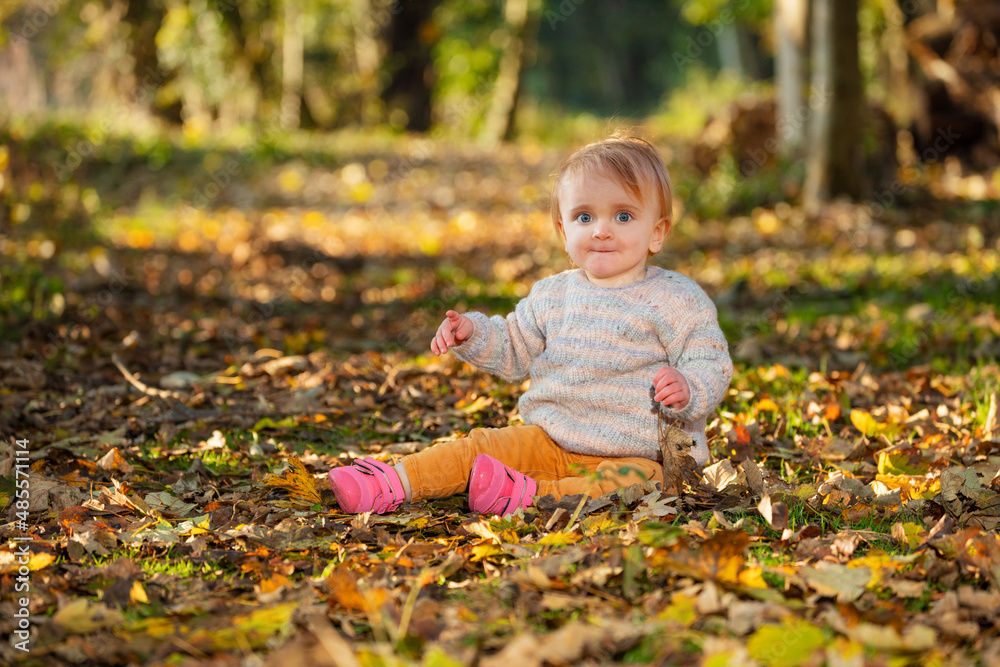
[122,0,181,123]
[677,0,773,81]
[280,0,304,128]
[381,0,441,131]
[352,0,383,127]
[216,0,279,124]
[0,2,47,117]
[804,0,863,211]
[480,0,540,146]
[774,0,807,155]
[527,0,696,117]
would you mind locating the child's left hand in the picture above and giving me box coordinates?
[653,366,690,409]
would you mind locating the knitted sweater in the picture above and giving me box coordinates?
[452,267,733,465]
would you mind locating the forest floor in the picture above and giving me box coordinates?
[2,120,1000,666]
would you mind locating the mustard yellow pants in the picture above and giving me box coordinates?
[400,425,663,502]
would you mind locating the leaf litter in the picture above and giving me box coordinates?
[2,139,1000,665]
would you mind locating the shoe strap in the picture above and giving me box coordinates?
[355,457,405,513]
[487,466,528,517]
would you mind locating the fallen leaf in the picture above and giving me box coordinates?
[263,455,323,506]
[845,623,936,652]
[144,491,196,516]
[703,459,743,492]
[97,448,134,474]
[742,459,766,498]
[757,493,788,530]
[746,616,825,667]
[53,598,125,634]
[799,562,870,602]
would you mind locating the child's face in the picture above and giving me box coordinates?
[556,169,670,287]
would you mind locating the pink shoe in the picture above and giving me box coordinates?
[468,454,537,517]
[328,457,406,514]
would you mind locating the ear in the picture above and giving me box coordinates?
[556,218,568,248]
[648,216,671,253]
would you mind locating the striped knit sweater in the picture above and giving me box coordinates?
[452,266,733,465]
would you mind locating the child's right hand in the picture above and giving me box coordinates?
[431,310,474,355]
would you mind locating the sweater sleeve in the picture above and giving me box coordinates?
[450,286,546,382]
[658,288,734,424]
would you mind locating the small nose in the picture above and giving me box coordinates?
[592,220,613,239]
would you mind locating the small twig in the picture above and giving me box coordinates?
[395,566,428,643]
[112,352,188,401]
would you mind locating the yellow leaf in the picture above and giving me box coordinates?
[658,593,698,627]
[470,544,504,561]
[847,551,906,586]
[850,409,880,437]
[537,531,582,546]
[194,602,297,650]
[0,551,56,574]
[875,474,939,500]
[423,646,467,667]
[892,521,928,550]
[755,398,780,412]
[263,456,323,506]
[53,599,125,634]
[876,452,928,476]
[747,616,825,667]
[130,580,149,604]
[178,515,212,537]
[738,566,769,589]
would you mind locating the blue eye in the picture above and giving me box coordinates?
[616,212,632,222]
[576,213,592,223]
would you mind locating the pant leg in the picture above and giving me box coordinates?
[401,425,570,501]
[536,454,663,499]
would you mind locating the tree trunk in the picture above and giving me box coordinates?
[879,0,911,127]
[353,0,382,127]
[0,35,46,117]
[717,22,743,76]
[280,0,304,130]
[381,0,439,131]
[122,0,179,123]
[804,0,863,213]
[480,0,539,147]
[775,0,808,155]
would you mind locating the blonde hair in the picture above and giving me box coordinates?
[550,132,673,246]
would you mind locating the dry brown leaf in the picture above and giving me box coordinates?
[757,493,788,530]
[741,458,766,498]
[97,448,134,475]
[659,413,695,495]
[262,455,323,506]
[703,459,743,492]
[652,530,751,585]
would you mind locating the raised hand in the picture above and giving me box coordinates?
[653,366,690,409]
[431,310,474,356]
